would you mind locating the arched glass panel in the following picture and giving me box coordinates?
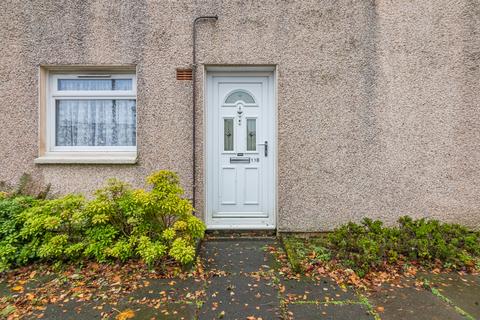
[225,90,255,104]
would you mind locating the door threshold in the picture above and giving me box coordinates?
[205,229,276,239]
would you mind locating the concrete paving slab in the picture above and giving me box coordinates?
[129,302,196,320]
[199,274,281,320]
[112,302,196,320]
[281,277,357,303]
[287,303,374,320]
[36,299,197,320]
[201,239,276,274]
[127,277,203,302]
[0,273,56,297]
[420,273,480,319]
[25,276,201,320]
[31,300,105,319]
[368,284,466,320]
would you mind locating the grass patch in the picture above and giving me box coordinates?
[288,299,361,305]
[421,279,475,320]
[281,236,330,274]
[357,294,381,320]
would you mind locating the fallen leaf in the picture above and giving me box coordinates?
[116,309,135,320]
[12,286,24,292]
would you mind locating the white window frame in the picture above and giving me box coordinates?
[46,73,137,155]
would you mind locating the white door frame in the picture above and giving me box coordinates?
[204,66,277,230]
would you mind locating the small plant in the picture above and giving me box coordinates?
[327,217,480,276]
[282,236,331,273]
[282,217,480,278]
[0,173,51,200]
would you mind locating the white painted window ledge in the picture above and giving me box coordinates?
[34,152,137,164]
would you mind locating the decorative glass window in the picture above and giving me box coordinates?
[224,118,234,151]
[246,119,256,151]
[224,90,255,104]
[48,74,136,152]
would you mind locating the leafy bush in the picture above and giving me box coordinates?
[397,217,480,268]
[0,195,38,270]
[327,217,480,276]
[0,170,205,271]
[20,195,87,261]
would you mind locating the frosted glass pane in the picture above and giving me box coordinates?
[225,90,255,104]
[55,99,136,146]
[58,79,132,91]
[224,119,234,151]
[246,119,256,151]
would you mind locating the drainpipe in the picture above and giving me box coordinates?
[192,15,218,210]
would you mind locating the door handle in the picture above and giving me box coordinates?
[258,141,268,157]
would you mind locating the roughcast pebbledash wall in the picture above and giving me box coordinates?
[0,0,479,231]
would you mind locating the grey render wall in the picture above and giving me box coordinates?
[0,0,478,231]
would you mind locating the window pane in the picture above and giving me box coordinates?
[225,90,255,104]
[58,79,132,91]
[224,119,234,151]
[55,99,136,146]
[246,119,256,151]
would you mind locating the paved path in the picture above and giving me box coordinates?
[199,238,373,320]
[2,238,478,319]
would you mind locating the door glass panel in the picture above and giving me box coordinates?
[225,90,255,104]
[224,118,234,151]
[246,119,256,151]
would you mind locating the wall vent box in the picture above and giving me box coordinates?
[176,68,193,80]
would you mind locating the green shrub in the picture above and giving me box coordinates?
[398,216,480,268]
[0,195,39,270]
[82,170,204,266]
[0,170,205,271]
[169,238,196,265]
[136,236,167,266]
[18,194,87,265]
[327,217,480,276]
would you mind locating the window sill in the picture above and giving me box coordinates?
[34,152,137,164]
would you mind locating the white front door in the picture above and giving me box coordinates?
[206,72,276,229]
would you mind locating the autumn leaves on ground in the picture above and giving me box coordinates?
[0,260,205,319]
[1,237,479,319]
[280,217,479,290]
